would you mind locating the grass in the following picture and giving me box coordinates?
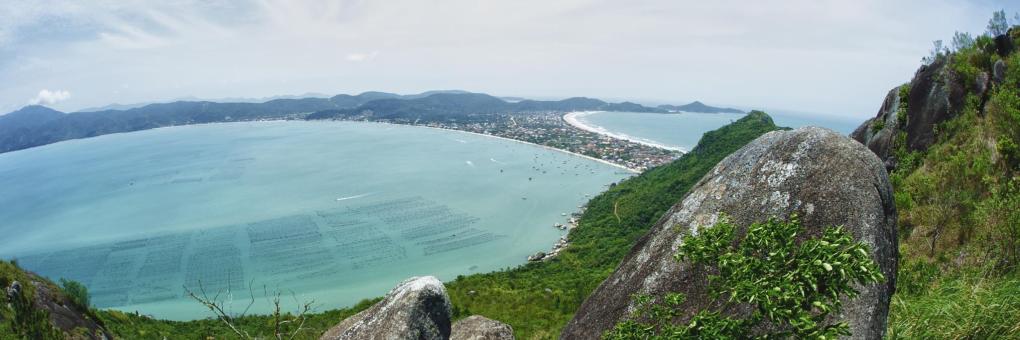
[889,267,1020,339]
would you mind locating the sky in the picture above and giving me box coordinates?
[1,0,1018,119]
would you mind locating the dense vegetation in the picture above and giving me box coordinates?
[883,15,1020,339]
[93,299,378,339]
[605,216,883,339]
[442,111,780,338]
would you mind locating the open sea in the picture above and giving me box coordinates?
[0,121,629,319]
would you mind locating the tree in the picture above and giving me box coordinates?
[952,31,975,51]
[58,278,90,310]
[922,40,946,65]
[988,10,1009,36]
[185,279,315,340]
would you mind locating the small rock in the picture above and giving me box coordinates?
[975,72,990,95]
[451,315,515,340]
[527,252,545,261]
[6,280,20,301]
[993,59,1007,84]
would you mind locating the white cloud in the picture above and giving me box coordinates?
[1,0,1019,117]
[29,89,71,105]
[346,51,379,62]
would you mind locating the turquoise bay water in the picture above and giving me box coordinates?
[575,111,859,152]
[0,121,629,319]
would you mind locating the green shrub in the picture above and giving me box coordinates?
[59,278,90,310]
[605,215,884,339]
[870,118,886,133]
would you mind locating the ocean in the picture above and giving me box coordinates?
[0,121,629,319]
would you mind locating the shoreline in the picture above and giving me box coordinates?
[563,111,688,153]
[408,123,640,174]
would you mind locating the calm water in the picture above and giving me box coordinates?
[575,111,859,152]
[0,121,629,319]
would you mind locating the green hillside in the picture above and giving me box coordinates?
[875,22,1020,338]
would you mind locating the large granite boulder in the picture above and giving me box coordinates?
[321,276,452,340]
[562,127,898,339]
[451,315,515,340]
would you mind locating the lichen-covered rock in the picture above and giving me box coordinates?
[451,315,515,340]
[320,276,452,340]
[562,127,898,339]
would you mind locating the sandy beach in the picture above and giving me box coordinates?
[563,111,688,153]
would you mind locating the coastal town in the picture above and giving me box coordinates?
[419,112,681,171]
[343,111,680,171]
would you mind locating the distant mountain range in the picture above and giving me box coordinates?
[657,101,745,114]
[0,90,742,154]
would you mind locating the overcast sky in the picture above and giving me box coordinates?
[1,0,1018,119]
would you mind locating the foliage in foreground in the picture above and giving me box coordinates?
[605,216,884,339]
[95,298,378,340]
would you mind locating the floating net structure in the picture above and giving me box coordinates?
[15,196,505,309]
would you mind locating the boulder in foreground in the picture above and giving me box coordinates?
[451,315,515,340]
[320,276,452,340]
[562,127,898,339]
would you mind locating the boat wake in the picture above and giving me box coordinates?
[336,193,372,202]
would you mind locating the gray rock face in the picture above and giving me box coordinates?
[903,57,967,152]
[850,86,900,169]
[562,127,898,339]
[321,276,452,340]
[451,315,515,340]
[994,59,1007,84]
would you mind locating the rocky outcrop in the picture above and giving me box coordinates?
[562,127,898,339]
[320,276,453,340]
[850,87,901,169]
[853,31,1019,165]
[451,315,515,340]
[1,271,112,339]
[903,57,969,152]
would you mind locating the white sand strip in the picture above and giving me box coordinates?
[563,111,687,153]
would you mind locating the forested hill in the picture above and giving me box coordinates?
[303,93,663,121]
[0,91,667,154]
[657,100,745,114]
